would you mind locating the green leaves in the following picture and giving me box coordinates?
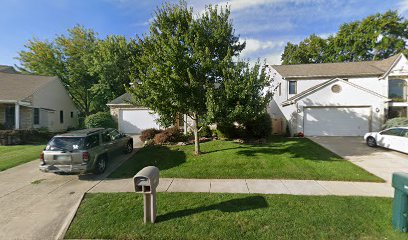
[17,26,134,117]
[282,10,408,64]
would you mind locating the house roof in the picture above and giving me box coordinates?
[0,65,18,74]
[0,72,57,102]
[271,54,402,79]
[107,92,141,106]
[282,78,390,106]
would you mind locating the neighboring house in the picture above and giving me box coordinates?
[0,68,78,132]
[268,53,408,136]
[107,93,161,134]
[107,92,187,134]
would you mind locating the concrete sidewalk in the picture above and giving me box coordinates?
[90,178,394,197]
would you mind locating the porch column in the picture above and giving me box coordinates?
[15,103,20,129]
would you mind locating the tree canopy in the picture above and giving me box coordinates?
[282,11,408,64]
[17,26,134,117]
[128,2,270,154]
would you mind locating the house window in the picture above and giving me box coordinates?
[389,79,407,102]
[71,112,74,118]
[289,81,297,95]
[60,111,64,124]
[388,106,407,119]
[331,84,342,93]
[33,108,40,125]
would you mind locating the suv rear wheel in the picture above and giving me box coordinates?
[94,155,107,174]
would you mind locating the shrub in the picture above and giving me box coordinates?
[199,125,212,138]
[140,128,162,142]
[0,129,52,145]
[244,112,272,139]
[0,123,5,130]
[84,112,116,129]
[383,117,408,129]
[216,123,237,139]
[154,127,186,144]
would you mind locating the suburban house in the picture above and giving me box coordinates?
[107,92,187,134]
[0,67,78,132]
[107,93,161,134]
[268,53,408,136]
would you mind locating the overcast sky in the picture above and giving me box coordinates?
[0,0,406,67]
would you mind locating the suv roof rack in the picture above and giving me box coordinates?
[57,128,105,137]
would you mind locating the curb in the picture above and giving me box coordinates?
[55,193,85,240]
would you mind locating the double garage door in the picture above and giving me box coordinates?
[303,107,371,136]
[119,109,160,134]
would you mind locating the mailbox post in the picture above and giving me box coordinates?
[134,166,160,224]
[392,172,408,232]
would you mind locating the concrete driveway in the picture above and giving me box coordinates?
[0,135,142,240]
[309,136,408,183]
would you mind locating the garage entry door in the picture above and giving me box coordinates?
[119,109,160,134]
[304,107,371,136]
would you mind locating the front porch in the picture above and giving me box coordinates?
[0,103,33,130]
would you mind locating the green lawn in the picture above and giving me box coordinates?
[66,192,404,239]
[109,137,381,182]
[0,145,44,171]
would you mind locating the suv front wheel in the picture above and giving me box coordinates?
[125,141,133,154]
[94,156,107,174]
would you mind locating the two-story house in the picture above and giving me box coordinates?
[268,53,408,136]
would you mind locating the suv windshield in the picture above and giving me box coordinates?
[46,137,85,151]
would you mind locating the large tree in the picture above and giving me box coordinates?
[206,60,271,126]
[129,2,270,154]
[17,26,133,117]
[282,10,408,64]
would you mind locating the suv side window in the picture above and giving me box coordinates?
[109,129,121,140]
[381,128,403,136]
[101,131,111,143]
[84,134,100,149]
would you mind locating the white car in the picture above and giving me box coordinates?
[364,127,408,154]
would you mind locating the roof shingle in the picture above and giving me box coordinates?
[0,72,57,101]
[271,54,401,79]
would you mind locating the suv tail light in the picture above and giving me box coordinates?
[82,152,90,162]
[40,152,45,165]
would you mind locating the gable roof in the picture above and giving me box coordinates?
[0,65,18,74]
[271,54,402,79]
[282,78,390,106]
[107,92,142,107]
[0,72,57,102]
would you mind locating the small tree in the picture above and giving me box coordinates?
[128,2,246,154]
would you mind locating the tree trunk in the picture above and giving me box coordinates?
[193,113,201,155]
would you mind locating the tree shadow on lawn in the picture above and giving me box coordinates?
[108,145,187,179]
[236,138,343,162]
[156,196,268,223]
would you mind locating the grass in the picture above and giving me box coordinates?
[0,145,44,171]
[65,192,405,240]
[109,137,381,182]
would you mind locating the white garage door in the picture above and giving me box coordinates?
[119,109,160,134]
[304,107,370,136]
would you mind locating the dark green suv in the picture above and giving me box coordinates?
[39,128,133,174]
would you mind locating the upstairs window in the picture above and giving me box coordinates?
[389,79,406,102]
[289,81,297,95]
[60,111,64,124]
[33,108,40,125]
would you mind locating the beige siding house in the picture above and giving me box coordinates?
[0,68,78,132]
